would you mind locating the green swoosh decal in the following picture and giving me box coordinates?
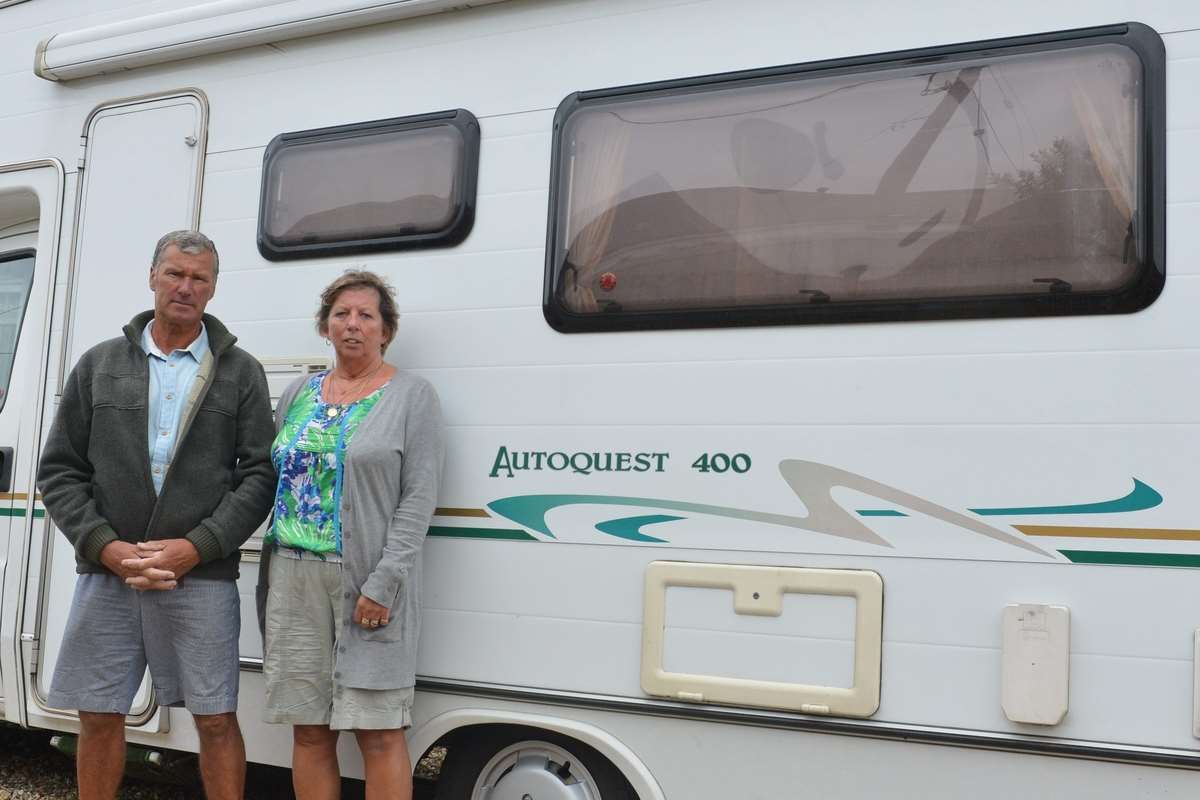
[487,495,818,539]
[428,526,535,541]
[486,467,1153,558]
[970,479,1161,516]
[594,514,680,543]
[1059,550,1200,568]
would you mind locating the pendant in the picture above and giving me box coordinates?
[326,406,340,418]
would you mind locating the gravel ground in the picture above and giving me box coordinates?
[0,724,441,799]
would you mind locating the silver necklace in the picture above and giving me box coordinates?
[324,362,383,417]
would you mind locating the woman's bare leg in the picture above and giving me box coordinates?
[355,728,412,800]
[293,724,342,800]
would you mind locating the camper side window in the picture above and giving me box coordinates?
[545,25,1163,331]
[0,250,35,412]
[257,110,480,260]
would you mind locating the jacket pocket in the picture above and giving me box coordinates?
[198,378,239,418]
[92,373,145,410]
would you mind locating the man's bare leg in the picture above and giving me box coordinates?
[293,725,341,800]
[193,712,245,800]
[77,711,127,800]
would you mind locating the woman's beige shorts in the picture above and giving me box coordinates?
[263,551,413,730]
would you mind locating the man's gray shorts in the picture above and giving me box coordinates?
[48,573,240,716]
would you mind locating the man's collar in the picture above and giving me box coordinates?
[142,320,209,361]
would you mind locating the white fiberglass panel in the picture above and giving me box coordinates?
[66,93,204,371]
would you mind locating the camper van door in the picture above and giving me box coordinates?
[0,160,62,726]
[28,91,205,734]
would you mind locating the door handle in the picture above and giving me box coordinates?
[0,446,12,493]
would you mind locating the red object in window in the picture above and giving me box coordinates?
[599,272,617,291]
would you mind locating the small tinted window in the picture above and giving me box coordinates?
[258,110,479,260]
[0,251,35,411]
[547,28,1162,330]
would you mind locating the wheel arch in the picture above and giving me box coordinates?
[409,708,666,800]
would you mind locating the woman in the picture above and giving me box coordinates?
[257,270,444,800]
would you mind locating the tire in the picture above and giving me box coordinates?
[436,725,637,800]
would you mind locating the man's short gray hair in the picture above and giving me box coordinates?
[151,230,220,276]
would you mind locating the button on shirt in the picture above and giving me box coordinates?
[142,322,209,494]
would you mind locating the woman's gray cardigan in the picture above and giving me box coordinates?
[256,369,445,690]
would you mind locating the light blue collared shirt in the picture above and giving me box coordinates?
[141,321,209,494]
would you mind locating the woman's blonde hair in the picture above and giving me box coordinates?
[316,270,399,352]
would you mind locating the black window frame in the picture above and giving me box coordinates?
[257,109,480,261]
[543,22,1165,333]
[0,247,37,414]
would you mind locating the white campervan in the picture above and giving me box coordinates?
[1,1,1198,797]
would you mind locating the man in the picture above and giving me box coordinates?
[37,230,275,800]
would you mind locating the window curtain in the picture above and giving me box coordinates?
[561,111,630,312]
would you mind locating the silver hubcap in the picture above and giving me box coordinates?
[470,740,603,800]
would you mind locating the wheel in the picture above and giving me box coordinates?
[436,725,637,800]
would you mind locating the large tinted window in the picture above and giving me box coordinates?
[546,26,1163,330]
[258,110,479,260]
[0,250,34,411]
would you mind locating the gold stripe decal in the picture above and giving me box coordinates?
[0,492,30,501]
[435,507,490,518]
[1016,525,1200,541]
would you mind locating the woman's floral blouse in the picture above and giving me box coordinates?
[266,372,385,555]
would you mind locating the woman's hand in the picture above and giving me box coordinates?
[354,595,390,630]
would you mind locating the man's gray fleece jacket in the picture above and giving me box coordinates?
[37,310,276,580]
